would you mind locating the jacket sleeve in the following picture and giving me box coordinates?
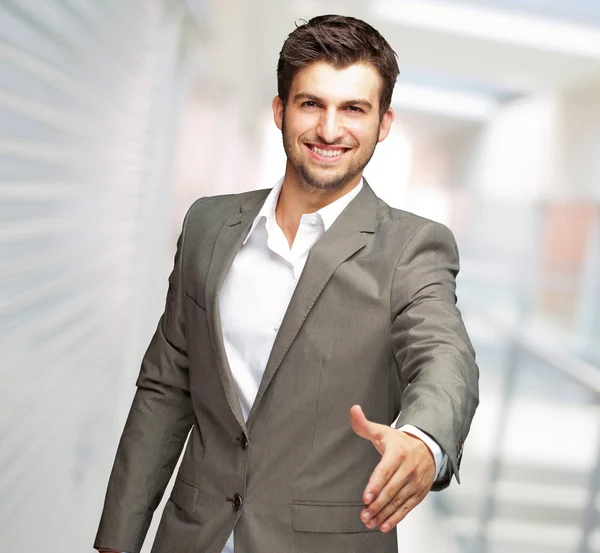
[391,220,479,491]
[94,208,196,553]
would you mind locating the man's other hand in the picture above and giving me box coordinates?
[350,404,435,532]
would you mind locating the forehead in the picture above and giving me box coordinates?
[290,61,382,105]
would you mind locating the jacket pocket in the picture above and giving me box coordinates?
[291,500,376,534]
[170,474,199,514]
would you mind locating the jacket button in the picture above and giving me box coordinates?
[232,494,243,511]
[239,433,249,450]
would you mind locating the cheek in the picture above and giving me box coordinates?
[347,123,379,146]
[286,110,318,137]
[297,116,320,137]
[286,125,307,145]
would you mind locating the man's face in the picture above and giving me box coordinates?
[273,61,394,194]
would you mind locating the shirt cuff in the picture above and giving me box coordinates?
[399,424,445,480]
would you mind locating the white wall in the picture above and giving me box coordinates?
[0,2,189,551]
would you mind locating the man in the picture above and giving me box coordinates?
[95,14,478,553]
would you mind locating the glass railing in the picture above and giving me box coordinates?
[435,303,600,553]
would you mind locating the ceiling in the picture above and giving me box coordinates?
[292,0,600,142]
[198,0,600,145]
[457,0,600,27]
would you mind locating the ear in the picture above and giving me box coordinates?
[377,107,394,143]
[272,96,284,131]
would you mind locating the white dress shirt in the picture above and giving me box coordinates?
[217,178,444,553]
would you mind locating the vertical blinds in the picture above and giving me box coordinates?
[0,1,186,551]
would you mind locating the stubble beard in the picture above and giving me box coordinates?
[281,114,378,195]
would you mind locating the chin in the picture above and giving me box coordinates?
[300,170,354,193]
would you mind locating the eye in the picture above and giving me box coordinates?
[301,101,319,108]
[346,105,364,113]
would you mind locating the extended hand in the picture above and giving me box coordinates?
[350,405,435,532]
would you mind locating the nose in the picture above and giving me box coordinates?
[317,108,343,144]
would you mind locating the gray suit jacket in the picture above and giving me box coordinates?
[95,182,478,553]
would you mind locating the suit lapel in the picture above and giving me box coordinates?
[205,190,269,432]
[247,182,379,423]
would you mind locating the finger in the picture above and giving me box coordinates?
[362,460,415,520]
[364,481,415,529]
[349,405,384,445]
[362,445,407,505]
[360,472,413,524]
[379,493,422,532]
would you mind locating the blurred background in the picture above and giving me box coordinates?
[1,0,600,552]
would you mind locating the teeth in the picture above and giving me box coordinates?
[311,146,345,157]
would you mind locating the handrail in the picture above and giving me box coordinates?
[458,302,600,553]
[464,304,600,395]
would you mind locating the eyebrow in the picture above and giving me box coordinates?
[292,93,374,112]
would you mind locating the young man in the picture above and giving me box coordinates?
[95,15,478,553]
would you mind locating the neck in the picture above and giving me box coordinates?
[275,162,362,247]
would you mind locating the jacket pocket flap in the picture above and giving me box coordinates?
[170,475,199,513]
[292,501,376,534]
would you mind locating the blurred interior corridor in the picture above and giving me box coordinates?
[1,1,600,552]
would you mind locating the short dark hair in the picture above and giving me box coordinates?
[277,15,400,118]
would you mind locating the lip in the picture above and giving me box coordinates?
[305,144,350,164]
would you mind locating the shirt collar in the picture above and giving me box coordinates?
[243,178,283,245]
[314,180,363,231]
[244,177,364,244]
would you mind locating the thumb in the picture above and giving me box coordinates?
[349,405,384,444]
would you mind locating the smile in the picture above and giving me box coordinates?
[305,144,350,162]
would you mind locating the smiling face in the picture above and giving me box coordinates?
[273,61,394,195]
